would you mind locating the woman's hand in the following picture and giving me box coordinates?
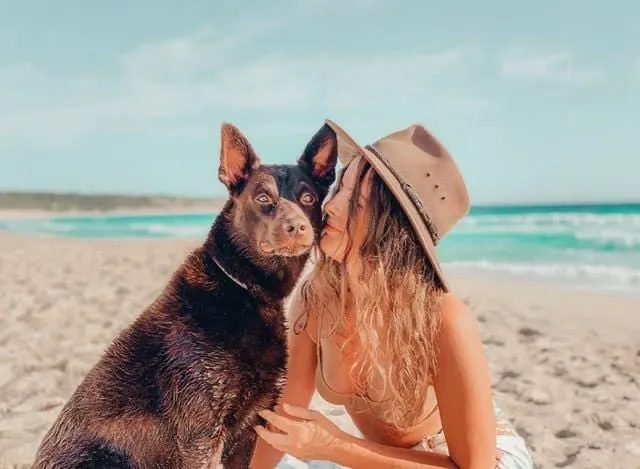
[255,403,347,461]
[255,403,460,469]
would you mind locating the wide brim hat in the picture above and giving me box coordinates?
[325,119,470,292]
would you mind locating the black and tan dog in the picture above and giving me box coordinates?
[32,122,338,469]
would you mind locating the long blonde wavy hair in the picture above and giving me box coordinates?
[299,157,446,429]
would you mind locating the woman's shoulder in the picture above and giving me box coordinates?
[440,292,467,312]
[439,292,477,333]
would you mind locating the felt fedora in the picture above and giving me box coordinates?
[325,119,470,291]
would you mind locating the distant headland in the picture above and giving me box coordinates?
[0,191,227,214]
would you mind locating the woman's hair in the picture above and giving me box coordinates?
[300,156,445,429]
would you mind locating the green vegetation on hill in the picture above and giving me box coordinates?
[0,191,224,212]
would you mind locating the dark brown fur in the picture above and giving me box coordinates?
[32,123,338,469]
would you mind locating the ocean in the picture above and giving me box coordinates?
[2,203,640,295]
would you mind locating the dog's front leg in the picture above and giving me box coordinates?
[219,428,258,469]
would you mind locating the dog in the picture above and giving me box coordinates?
[32,122,338,469]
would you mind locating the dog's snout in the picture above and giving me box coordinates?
[284,218,310,238]
[265,199,315,255]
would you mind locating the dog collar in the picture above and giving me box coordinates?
[210,255,248,291]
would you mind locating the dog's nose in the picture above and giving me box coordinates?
[284,219,310,238]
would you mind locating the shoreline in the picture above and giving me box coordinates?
[1,213,638,301]
[0,228,638,313]
[444,265,640,301]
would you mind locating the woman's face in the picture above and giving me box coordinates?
[319,157,372,263]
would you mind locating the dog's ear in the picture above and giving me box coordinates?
[218,123,261,192]
[297,124,338,190]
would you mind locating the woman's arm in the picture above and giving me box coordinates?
[258,404,457,469]
[249,286,318,469]
[333,432,457,468]
[432,294,497,469]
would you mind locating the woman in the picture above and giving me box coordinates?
[250,120,533,468]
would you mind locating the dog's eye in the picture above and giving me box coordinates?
[300,192,316,205]
[255,194,272,204]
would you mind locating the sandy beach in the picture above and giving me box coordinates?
[1,231,639,469]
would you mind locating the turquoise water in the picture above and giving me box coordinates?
[2,203,640,294]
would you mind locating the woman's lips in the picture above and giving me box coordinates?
[324,222,340,232]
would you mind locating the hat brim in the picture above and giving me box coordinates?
[325,119,450,292]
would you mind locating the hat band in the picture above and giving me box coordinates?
[364,144,441,245]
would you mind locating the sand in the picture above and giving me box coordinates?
[1,232,639,469]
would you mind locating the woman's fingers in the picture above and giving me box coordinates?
[254,425,289,449]
[282,403,318,421]
[258,409,298,434]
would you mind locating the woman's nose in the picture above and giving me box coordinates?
[324,195,341,218]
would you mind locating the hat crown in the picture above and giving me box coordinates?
[370,124,470,240]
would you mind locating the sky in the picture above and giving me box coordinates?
[1,0,639,206]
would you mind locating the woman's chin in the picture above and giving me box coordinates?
[319,236,345,263]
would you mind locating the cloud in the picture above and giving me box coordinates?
[0,9,481,148]
[0,20,273,146]
[499,49,603,85]
[120,19,283,83]
[209,48,474,110]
